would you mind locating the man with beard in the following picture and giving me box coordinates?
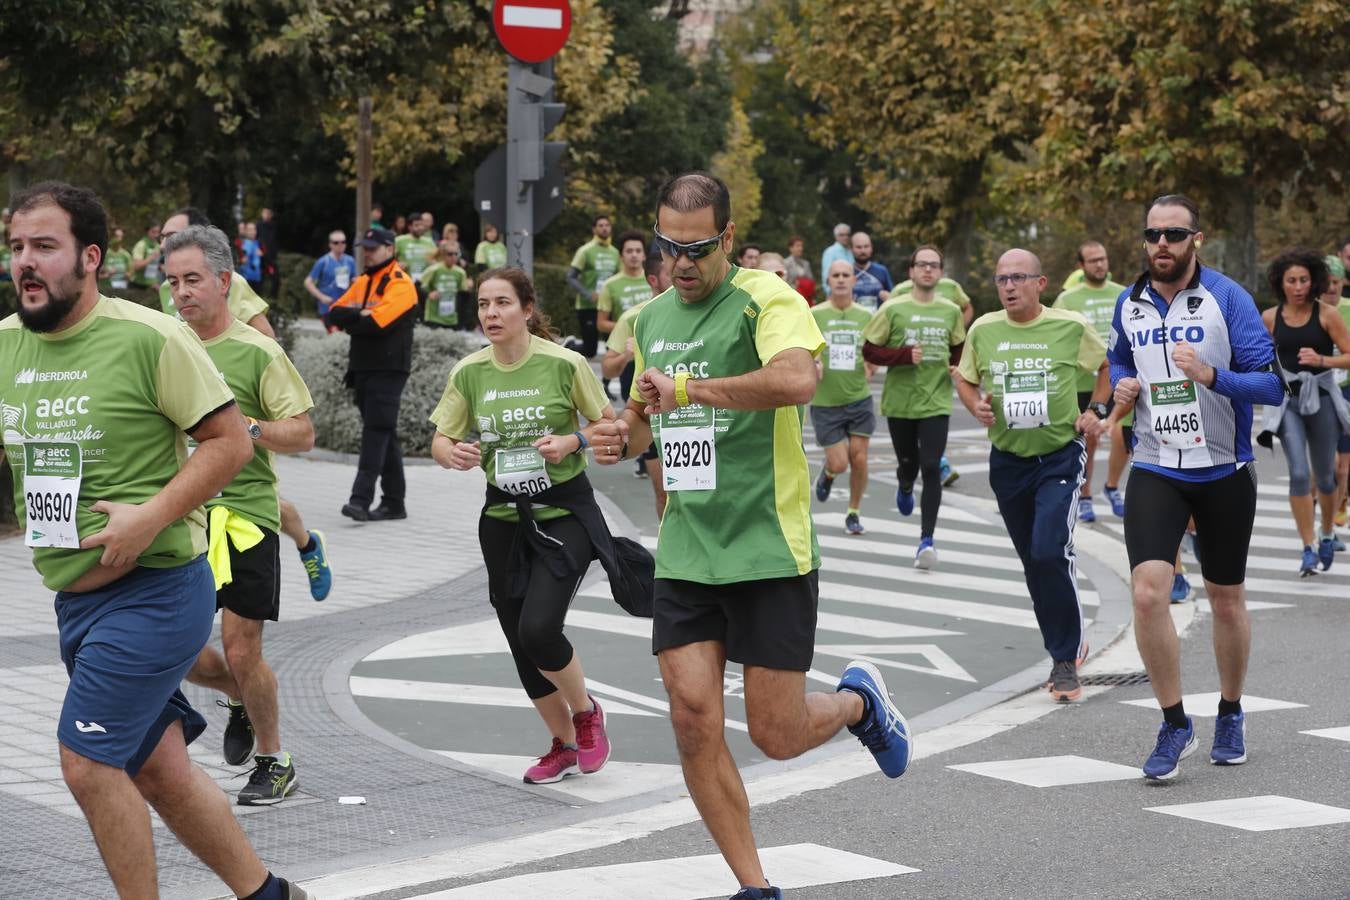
[567,215,621,359]
[1105,194,1282,779]
[0,181,311,899]
[849,231,892,312]
[395,212,437,284]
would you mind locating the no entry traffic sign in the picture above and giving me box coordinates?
[493,0,572,64]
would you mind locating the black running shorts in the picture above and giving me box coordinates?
[652,571,819,671]
[1123,466,1257,586]
[214,527,282,621]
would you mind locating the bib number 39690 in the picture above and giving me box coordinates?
[659,405,717,491]
[23,440,82,548]
[1002,371,1049,429]
[494,447,552,496]
[1150,378,1207,449]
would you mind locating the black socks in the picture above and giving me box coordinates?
[1162,701,1188,729]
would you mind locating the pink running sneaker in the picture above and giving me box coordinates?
[523,738,579,784]
[572,694,611,774]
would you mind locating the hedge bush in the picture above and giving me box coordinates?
[291,326,480,457]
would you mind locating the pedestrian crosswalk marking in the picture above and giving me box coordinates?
[819,555,1100,605]
[1119,693,1306,716]
[348,677,663,717]
[405,843,918,898]
[1301,726,1350,743]
[435,752,684,803]
[815,612,964,639]
[813,644,976,683]
[365,620,508,661]
[948,754,1141,787]
[814,580,1045,629]
[1145,796,1350,832]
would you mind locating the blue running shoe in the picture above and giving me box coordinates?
[1077,496,1096,523]
[838,660,913,778]
[729,888,783,900]
[1142,716,1196,780]
[1169,572,1192,603]
[1103,485,1126,517]
[1300,545,1319,577]
[300,529,332,601]
[1318,537,1335,571]
[914,537,937,570]
[896,485,915,516]
[1332,533,1347,552]
[814,467,834,503]
[940,456,959,486]
[845,512,865,535]
[1211,711,1247,765]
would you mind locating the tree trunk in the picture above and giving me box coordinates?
[1226,180,1259,296]
[942,159,984,300]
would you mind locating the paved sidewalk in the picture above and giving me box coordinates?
[0,452,575,899]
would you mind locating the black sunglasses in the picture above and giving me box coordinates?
[652,224,728,261]
[1143,227,1198,244]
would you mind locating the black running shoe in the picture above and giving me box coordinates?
[237,753,298,806]
[368,501,407,521]
[219,699,255,766]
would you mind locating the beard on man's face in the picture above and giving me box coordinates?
[1148,244,1193,284]
[17,258,85,333]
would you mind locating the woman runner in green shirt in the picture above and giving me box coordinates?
[430,268,618,785]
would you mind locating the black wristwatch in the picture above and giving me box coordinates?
[1088,402,1109,420]
[246,417,263,440]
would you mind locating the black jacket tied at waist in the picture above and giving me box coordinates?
[484,472,654,618]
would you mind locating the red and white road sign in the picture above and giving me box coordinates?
[492,0,572,64]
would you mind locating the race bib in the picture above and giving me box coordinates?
[22,441,82,549]
[111,275,129,290]
[144,259,159,281]
[1002,371,1049,429]
[494,447,552,496]
[438,298,456,317]
[828,331,857,371]
[1150,378,1207,449]
[659,404,717,491]
[334,266,351,290]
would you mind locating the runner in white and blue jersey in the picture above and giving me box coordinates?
[1105,194,1284,781]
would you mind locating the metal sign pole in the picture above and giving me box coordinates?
[505,58,534,276]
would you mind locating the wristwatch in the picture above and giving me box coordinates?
[1088,402,1109,420]
[245,416,263,440]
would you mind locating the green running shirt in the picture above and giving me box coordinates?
[395,234,438,282]
[430,335,611,522]
[570,239,620,310]
[597,273,652,318]
[810,301,873,408]
[864,295,966,419]
[956,306,1106,458]
[420,263,469,326]
[1053,280,1125,391]
[200,320,314,532]
[630,266,825,584]
[0,297,236,590]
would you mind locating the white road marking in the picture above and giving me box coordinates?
[949,754,1142,787]
[813,643,976,683]
[436,753,684,804]
[1119,693,1307,716]
[348,677,661,717]
[1301,726,1350,743]
[408,843,917,898]
[1146,796,1350,832]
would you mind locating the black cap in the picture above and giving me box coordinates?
[356,226,395,249]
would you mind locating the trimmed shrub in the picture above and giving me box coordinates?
[291,326,480,457]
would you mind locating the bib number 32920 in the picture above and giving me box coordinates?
[1002,371,1049,429]
[660,405,717,491]
[1150,378,1207,449]
[494,447,552,496]
[23,440,82,548]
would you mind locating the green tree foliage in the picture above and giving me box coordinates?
[710,99,764,236]
[1010,0,1350,292]
[780,0,1031,284]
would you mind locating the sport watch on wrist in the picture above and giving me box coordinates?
[246,417,262,440]
[1088,402,1109,420]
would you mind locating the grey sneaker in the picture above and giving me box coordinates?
[237,753,298,806]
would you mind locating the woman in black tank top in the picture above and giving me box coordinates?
[1260,250,1350,575]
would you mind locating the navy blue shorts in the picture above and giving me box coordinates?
[56,557,215,775]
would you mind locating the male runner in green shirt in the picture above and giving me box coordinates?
[863,245,966,567]
[164,225,316,808]
[597,230,653,336]
[1,181,311,900]
[810,259,877,535]
[394,214,438,283]
[567,215,620,359]
[956,248,1110,704]
[130,221,161,288]
[590,172,911,900]
[1053,240,1126,523]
